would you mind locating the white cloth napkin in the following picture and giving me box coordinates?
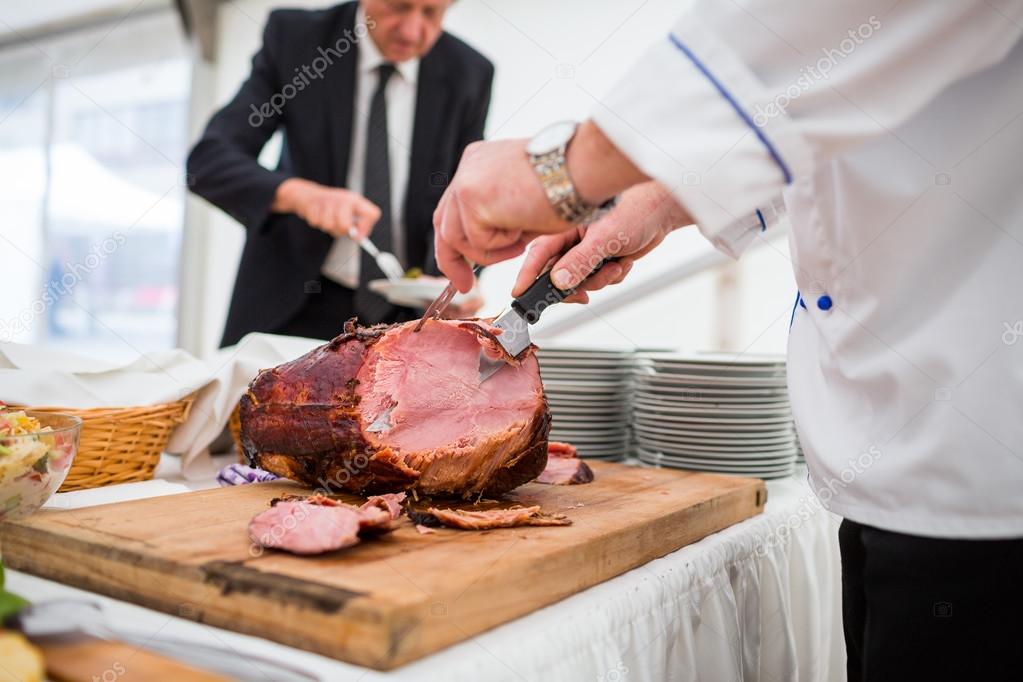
[0,333,323,478]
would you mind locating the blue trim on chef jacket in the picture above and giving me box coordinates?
[756,208,767,232]
[667,33,794,184]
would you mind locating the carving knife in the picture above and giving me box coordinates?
[479,258,619,382]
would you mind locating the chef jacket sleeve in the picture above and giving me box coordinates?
[591,0,1023,258]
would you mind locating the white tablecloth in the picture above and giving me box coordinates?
[8,460,845,681]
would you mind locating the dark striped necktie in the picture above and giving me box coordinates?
[355,63,401,325]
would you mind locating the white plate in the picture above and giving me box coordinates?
[630,396,789,413]
[633,369,788,388]
[546,393,626,404]
[632,401,792,417]
[635,351,785,366]
[634,382,789,397]
[631,424,795,445]
[549,402,626,413]
[543,379,632,391]
[641,364,786,379]
[639,453,796,469]
[633,439,799,458]
[633,408,793,422]
[368,277,474,309]
[632,417,794,434]
[539,357,633,368]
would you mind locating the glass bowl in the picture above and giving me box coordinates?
[0,411,81,521]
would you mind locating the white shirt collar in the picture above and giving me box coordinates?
[356,6,419,85]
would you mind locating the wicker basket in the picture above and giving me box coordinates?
[19,398,194,492]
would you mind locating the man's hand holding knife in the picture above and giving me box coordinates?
[432,120,692,297]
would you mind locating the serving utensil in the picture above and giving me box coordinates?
[478,258,619,383]
[348,227,405,282]
[413,264,482,332]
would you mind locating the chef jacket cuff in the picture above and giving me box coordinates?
[590,16,811,259]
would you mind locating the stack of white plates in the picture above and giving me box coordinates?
[537,347,632,460]
[632,352,797,479]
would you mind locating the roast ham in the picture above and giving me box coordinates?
[240,319,551,498]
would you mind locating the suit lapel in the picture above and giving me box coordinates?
[323,2,359,187]
[407,47,450,268]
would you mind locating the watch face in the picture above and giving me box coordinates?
[526,120,577,156]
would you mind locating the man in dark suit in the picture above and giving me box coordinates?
[187,0,493,346]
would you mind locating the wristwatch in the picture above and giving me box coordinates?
[526,121,617,225]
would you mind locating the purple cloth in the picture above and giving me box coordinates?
[217,463,280,487]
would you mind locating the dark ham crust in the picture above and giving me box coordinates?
[240,318,550,498]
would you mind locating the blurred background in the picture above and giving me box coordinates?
[0,0,795,362]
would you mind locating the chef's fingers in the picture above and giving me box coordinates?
[575,260,626,293]
[549,224,640,291]
[512,232,576,296]
[435,198,476,292]
[434,235,475,293]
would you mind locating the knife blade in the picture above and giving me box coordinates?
[478,257,619,382]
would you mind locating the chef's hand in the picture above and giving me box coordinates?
[512,182,690,304]
[273,178,382,239]
[434,121,649,292]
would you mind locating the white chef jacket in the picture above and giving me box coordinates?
[593,0,1023,538]
[321,6,418,288]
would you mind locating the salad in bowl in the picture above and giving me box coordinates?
[0,407,80,521]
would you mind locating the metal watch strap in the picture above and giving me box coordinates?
[529,148,616,225]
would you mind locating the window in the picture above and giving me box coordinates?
[0,10,190,361]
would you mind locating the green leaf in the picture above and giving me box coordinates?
[0,590,29,622]
[0,557,31,622]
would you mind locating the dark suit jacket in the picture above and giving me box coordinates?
[187,2,493,346]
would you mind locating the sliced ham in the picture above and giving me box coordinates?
[248,501,361,555]
[427,505,571,530]
[251,492,405,554]
[536,441,594,485]
[361,492,406,519]
[240,319,551,498]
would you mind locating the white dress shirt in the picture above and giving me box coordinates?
[321,8,418,288]
[594,0,1023,538]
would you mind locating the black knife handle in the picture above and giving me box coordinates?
[511,257,621,325]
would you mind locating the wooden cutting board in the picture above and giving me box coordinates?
[0,462,766,670]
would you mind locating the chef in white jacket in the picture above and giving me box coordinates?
[431,1,1023,679]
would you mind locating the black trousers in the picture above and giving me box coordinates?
[272,277,417,341]
[839,519,1023,681]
